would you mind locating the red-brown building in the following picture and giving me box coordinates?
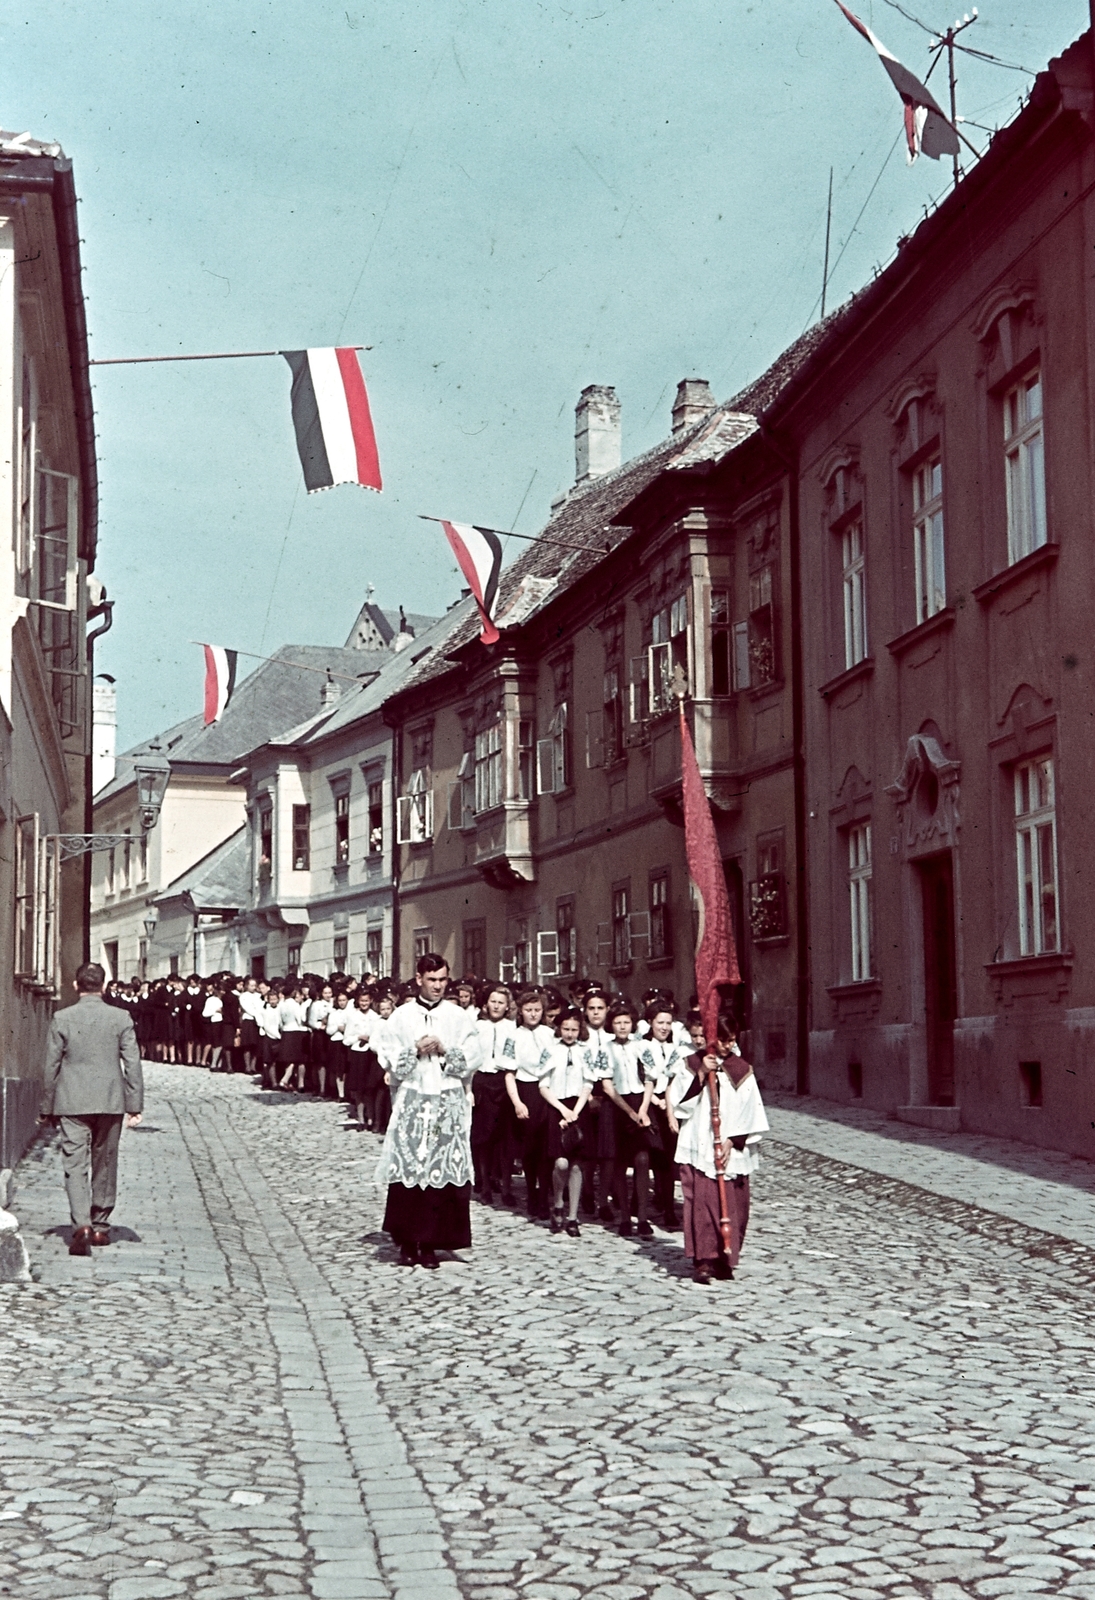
[766,33,1095,1152]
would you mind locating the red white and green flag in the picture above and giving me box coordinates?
[282,348,382,494]
[433,520,505,645]
[201,644,238,725]
[833,0,960,162]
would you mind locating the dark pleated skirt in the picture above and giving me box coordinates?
[346,1048,380,1098]
[383,1182,472,1250]
[545,1095,581,1165]
[680,1167,750,1266]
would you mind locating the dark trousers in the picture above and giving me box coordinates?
[58,1113,125,1229]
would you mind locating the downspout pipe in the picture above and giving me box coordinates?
[759,421,810,1097]
[83,598,114,963]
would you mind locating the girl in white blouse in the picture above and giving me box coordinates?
[504,990,555,1220]
[538,1008,600,1237]
[600,1002,654,1238]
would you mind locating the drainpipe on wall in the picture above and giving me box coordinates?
[759,425,810,1097]
[84,595,114,963]
[387,713,402,983]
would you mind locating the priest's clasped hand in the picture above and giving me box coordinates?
[416,1035,444,1057]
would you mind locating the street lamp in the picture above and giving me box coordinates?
[143,906,159,941]
[133,754,171,832]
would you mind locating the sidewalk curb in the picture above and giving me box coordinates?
[0,1167,32,1284]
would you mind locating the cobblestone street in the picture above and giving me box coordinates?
[5,1065,1095,1600]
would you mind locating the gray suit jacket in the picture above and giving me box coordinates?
[42,995,143,1117]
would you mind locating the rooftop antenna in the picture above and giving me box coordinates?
[930,9,979,186]
[821,166,834,319]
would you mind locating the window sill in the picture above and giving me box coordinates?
[753,933,791,949]
[747,677,783,701]
[610,963,633,978]
[887,606,956,658]
[826,978,881,999]
[819,657,874,701]
[973,541,1059,606]
[986,950,1072,1005]
[646,955,676,971]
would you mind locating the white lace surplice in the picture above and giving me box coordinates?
[374,999,483,1190]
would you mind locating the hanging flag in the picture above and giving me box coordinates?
[679,700,740,1045]
[282,348,382,494]
[202,644,238,725]
[833,0,960,163]
[436,520,504,645]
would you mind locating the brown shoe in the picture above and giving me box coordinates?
[69,1226,94,1257]
[90,1228,110,1246]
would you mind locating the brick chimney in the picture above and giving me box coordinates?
[321,672,341,708]
[575,385,621,483]
[672,378,714,434]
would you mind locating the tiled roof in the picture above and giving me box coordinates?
[156,826,249,912]
[97,643,393,803]
[387,317,845,700]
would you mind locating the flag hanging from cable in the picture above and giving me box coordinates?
[679,697,740,1045]
[433,520,505,645]
[832,0,960,162]
[201,644,238,725]
[282,348,382,494]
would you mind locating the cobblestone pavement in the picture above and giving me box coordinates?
[5,1065,1095,1600]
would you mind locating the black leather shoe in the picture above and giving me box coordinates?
[90,1228,110,1246]
[618,1220,632,1237]
[714,1256,734,1280]
[550,1210,564,1234]
[693,1262,712,1285]
[399,1245,418,1267]
[419,1248,439,1269]
[637,1220,654,1238]
[69,1227,93,1257]
[565,1219,581,1238]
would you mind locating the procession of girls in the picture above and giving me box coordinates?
[106,968,768,1282]
[467,978,769,1282]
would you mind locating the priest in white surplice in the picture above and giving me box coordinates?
[375,953,483,1266]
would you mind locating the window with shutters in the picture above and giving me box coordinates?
[748,567,776,686]
[611,883,631,971]
[463,920,486,979]
[603,666,624,763]
[628,655,649,724]
[397,769,433,843]
[287,943,302,973]
[368,781,384,855]
[518,719,534,800]
[475,721,504,813]
[649,871,671,960]
[912,456,946,622]
[848,823,872,982]
[334,789,350,865]
[1014,757,1059,956]
[649,593,689,713]
[333,935,348,972]
[14,815,38,981]
[366,927,385,976]
[292,804,311,871]
[537,703,571,794]
[749,831,787,941]
[711,589,731,697]
[842,522,867,669]
[1005,371,1046,564]
[258,804,273,879]
[413,927,433,962]
[448,752,476,831]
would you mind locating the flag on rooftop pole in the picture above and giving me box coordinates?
[832,0,960,163]
[435,520,505,645]
[677,684,740,1046]
[201,645,238,725]
[282,348,382,493]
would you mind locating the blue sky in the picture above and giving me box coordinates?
[3,0,1078,745]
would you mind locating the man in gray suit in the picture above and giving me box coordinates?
[41,962,144,1257]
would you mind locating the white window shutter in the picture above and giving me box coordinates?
[594,920,612,968]
[627,911,650,961]
[648,642,671,713]
[585,710,604,769]
[537,739,555,795]
[446,781,462,832]
[396,794,412,843]
[733,621,751,690]
[629,656,648,723]
[536,930,559,979]
[499,945,517,983]
[422,789,434,840]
